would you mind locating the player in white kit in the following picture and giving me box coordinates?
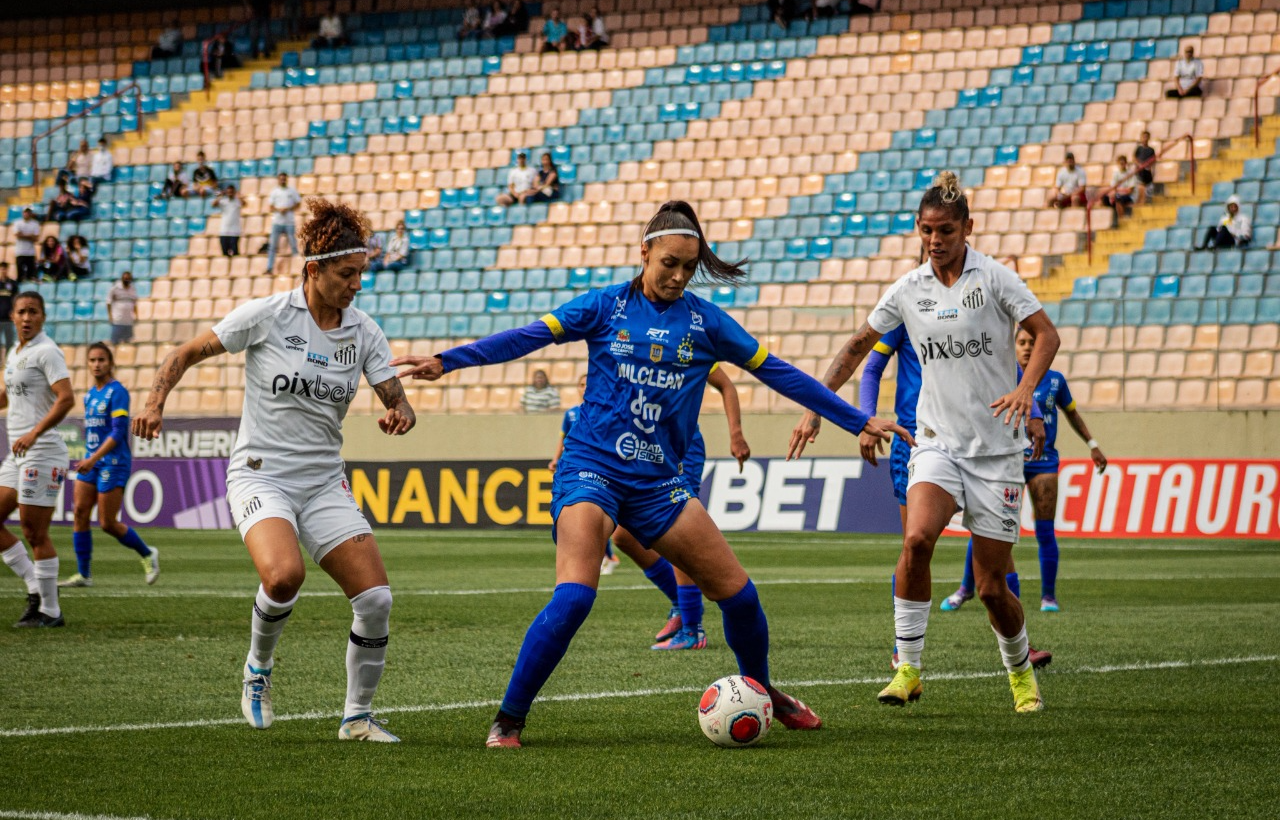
[1,292,74,627]
[133,199,416,740]
[792,172,1061,713]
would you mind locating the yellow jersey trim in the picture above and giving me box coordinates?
[744,345,769,371]
[541,314,565,339]
[110,409,129,418]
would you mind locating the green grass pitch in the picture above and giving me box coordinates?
[2,529,1277,819]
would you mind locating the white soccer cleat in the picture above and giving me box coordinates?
[338,713,400,742]
[241,665,273,729]
[58,573,93,588]
[142,548,160,585]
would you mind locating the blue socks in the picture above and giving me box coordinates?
[642,557,678,605]
[717,580,769,687]
[500,582,596,719]
[1006,572,1021,599]
[73,531,93,578]
[961,539,976,592]
[1035,519,1058,598]
[118,527,152,558]
[677,584,703,630]
[603,539,614,559]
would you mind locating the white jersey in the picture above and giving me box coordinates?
[4,332,71,462]
[213,287,396,487]
[867,247,1042,458]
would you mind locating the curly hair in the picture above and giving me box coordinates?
[297,197,372,266]
[917,170,969,223]
[637,200,748,287]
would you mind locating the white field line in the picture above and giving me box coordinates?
[2,654,1274,740]
[0,812,161,820]
[53,573,1280,599]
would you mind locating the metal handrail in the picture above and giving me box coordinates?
[1252,67,1280,147]
[1084,133,1195,265]
[202,20,248,98]
[30,83,141,192]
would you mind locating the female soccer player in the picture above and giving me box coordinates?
[132,199,416,741]
[393,200,911,747]
[788,172,1060,713]
[0,292,74,627]
[551,374,620,573]
[59,342,159,588]
[940,327,1107,614]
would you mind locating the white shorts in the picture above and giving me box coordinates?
[226,474,371,563]
[0,455,68,508]
[907,439,1024,543]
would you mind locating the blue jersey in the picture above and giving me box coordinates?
[543,283,766,480]
[1025,368,1075,463]
[84,379,131,467]
[561,404,580,436]
[871,325,920,435]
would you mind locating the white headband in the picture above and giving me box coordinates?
[304,246,368,262]
[644,228,700,243]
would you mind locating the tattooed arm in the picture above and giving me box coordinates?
[372,376,415,436]
[786,322,886,459]
[132,329,226,440]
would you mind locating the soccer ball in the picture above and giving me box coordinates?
[697,675,773,748]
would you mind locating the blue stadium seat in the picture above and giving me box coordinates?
[1073,277,1098,299]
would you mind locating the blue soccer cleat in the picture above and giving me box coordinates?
[651,626,706,650]
[1040,596,1060,613]
[940,587,973,612]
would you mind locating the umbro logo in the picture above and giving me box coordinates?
[284,335,307,352]
[916,299,937,312]
[962,288,984,309]
[1001,518,1017,532]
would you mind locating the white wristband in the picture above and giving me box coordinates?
[1087,439,1099,450]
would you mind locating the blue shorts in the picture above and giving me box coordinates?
[889,436,912,506]
[685,435,706,498]
[1023,452,1060,478]
[551,458,697,548]
[75,462,130,493]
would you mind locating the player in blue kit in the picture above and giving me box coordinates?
[940,326,1107,613]
[550,374,620,574]
[393,201,912,747]
[59,342,159,588]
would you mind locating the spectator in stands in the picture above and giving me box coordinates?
[576,9,609,50]
[365,230,386,271]
[1103,155,1136,218]
[208,35,240,79]
[313,2,349,49]
[541,7,569,53]
[191,152,220,197]
[247,0,273,59]
[1197,195,1252,251]
[459,0,484,39]
[482,1,508,38]
[496,152,539,206]
[808,0,841,21]
[152,19,184,60]
[60,140,94,187]
[67,235,92,280]
[37,236,68,282]
[12,209,40,283]
[381,221,410,271]
[47,179,92,222]
[0,262,14,363]
[529,152,562,203]
[213,185,244,257]
[90,138,113,184]
[161,161,189,199]
[500,0,531,36]
[1133,131,1155,203]
[1167,45,1204,98]
[521,369,562,414]
[282,0,302,38]
[1049,152,1087,208]
[107,271,138,344]
[768,0,800,29]
[266,172,302,271]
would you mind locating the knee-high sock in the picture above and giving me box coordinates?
[115,527,152,558]
[1035,519,1059,598]
[247,585,297,672]
[1006,572,1021,599]
[603,539,614,559]
[677,584,703,630]
[961,539,976,592]
[72,531,93,577]
[2,542,38,595]
[717,580,769,687]
[994,623,1032,673]
[500,582,596,719]
[894,596,931,669]
[642,557,678,605]
[346,585,392,718]
[34,558,60,618]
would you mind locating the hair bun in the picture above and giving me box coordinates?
[930,171,962,203]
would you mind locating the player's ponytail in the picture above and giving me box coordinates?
[298,197,372,275]
[636,200,749,288]
[917,170,970,223]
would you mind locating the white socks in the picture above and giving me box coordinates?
[33,557,60,618]
[2,543,38,595]
[893,596,931,669]
[247,585,297,672]
[994,624,1032,673]
[345,585,392,719]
